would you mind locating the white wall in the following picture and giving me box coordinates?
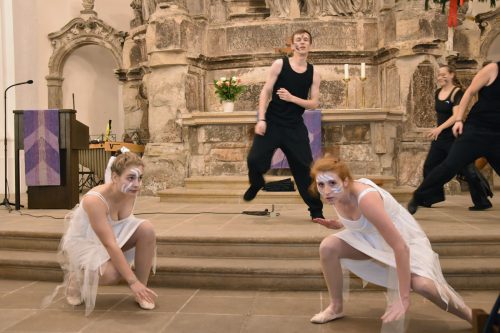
[62,45,124,139]
[0,0,130,195]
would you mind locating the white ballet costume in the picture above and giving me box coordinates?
[334,178,465,310]
[46,191,152,315]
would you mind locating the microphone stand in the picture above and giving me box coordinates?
[2,80,33,212]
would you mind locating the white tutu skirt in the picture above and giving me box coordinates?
[43,201,153,316]
[333,179,466,313]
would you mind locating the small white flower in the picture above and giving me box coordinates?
[231,76,237,81]
[220,77,226,81]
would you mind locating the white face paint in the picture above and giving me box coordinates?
[316,172,344,199]
[120,167,143,194]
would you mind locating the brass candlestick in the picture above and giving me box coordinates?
[360,77,367,109]
[343,78,350,108]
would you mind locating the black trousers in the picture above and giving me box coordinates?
[422,137,491,207]
[247,122,323,216]
[414,124,500,204]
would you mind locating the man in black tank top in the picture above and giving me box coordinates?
[408,62,500,215]
[244,29,324,219]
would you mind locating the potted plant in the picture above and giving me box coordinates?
[213,76,245,112]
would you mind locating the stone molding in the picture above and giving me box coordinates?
[180,108,404,126]
[46,14,127,107]
[477,7,500,60]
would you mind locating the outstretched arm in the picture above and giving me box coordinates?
[358,191,411,323]
[453,63,498,136]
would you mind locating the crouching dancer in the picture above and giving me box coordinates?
[309,155,471,329]
[44,152,157,315]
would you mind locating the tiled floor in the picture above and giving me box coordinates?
[0,279,497,333]
[0,193,499,332]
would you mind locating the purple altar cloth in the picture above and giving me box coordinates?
[23,110,60,186]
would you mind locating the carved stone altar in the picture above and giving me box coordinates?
[47,0,499,193]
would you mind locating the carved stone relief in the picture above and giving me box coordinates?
[408,61,435,129]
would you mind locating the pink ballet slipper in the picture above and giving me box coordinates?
[310,310,345,324]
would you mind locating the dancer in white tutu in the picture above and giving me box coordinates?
[309,155,471,327]
[46,152,157,315]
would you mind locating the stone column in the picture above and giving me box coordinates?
[46,75,64,109]
[141,2,192,193]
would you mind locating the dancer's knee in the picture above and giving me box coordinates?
[137,220,156,243]
[319,237,341,260]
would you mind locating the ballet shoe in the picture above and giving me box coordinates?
[66,273,83,306]
[310,310,345,324]
[136,297,155,310]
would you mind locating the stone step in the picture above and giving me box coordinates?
[157,186,413,204]
[2,231,500,259]
[0,250,499,290]
[183,175,397,190]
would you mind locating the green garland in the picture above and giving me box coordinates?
[425,0,496,12]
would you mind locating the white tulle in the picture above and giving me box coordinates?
[43,191,155,316]
[333,179,466,331]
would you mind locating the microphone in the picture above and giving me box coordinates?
[5,80,34,91]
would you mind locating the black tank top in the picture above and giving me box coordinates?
[466,62,500,130]
[266,57,314,127]
[434,87,463,141]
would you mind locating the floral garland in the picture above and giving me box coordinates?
[425,0,496,27]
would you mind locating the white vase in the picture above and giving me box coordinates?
[222,100,234,113]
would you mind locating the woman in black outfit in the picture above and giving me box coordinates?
[418,65,492,210]
[408,62,500,214]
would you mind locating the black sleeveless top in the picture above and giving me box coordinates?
[435,87,463,141]
[466,62,500,130]
[266,57,314,127]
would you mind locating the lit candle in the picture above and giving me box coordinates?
[361,63,366,79]
[344,64,349,80]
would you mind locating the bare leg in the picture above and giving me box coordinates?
[98,221,156,286]
[122,220,156,285]
[317,235,370,315]
[411,274,472,323]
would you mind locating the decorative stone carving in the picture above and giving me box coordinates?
[82,0,95,11]
[321,0,370,16]
[130,0,144,28]
[47,16,127,107]
[302,0,321,17]
[266,0,290,18]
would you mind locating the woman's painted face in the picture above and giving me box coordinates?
[437,68,452,87]
[316,172,345,203]
[118,166,143,195]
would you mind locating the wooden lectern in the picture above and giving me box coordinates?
[13,109,89,209]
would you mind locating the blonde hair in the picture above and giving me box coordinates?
[309,155,353,195]
[110,152,145,176]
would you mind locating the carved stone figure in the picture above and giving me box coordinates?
[82,0,95,11]
[130,0,144,27]
[302,0,321,17]
[143,0,158,21]
[266,0,290,18]
[322,0,369,16]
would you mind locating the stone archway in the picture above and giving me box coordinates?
[47,13,127,108]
